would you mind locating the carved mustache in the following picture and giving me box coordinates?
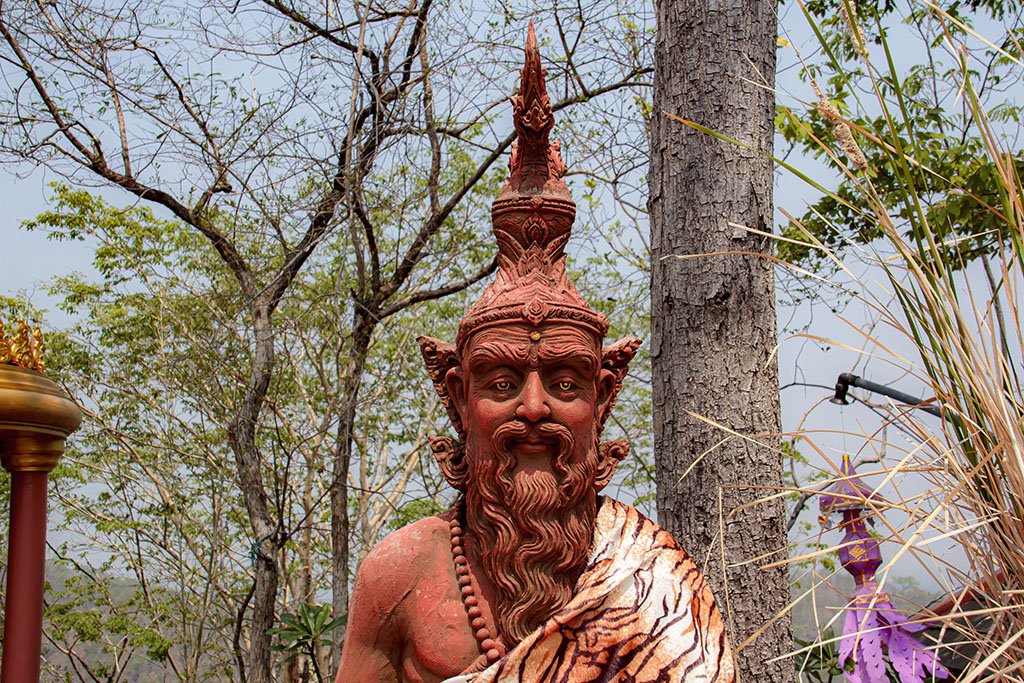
[492,420,576,476]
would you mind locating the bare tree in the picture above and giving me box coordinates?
[0,0,652,678]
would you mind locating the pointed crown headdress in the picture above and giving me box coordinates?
[417,24,640,486]
[455,21,609,348]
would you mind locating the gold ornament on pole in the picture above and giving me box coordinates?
[0,317,46,372]
[0,314,81,683]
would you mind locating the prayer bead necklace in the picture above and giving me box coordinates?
[450,500,506,672]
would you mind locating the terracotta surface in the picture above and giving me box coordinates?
[335,24,730,682]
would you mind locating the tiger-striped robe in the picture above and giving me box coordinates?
[444,497,736,683]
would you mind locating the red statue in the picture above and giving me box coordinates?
[336,23,735,683]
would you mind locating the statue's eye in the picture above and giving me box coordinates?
[493,380,512,392]
[557,381,574,392]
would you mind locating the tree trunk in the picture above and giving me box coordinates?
[227,302,280,683]
[649,0,793,680]
[329,311,375,671]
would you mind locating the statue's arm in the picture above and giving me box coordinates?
[335,548,404,683]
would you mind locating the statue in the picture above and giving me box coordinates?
[336,23,735,683]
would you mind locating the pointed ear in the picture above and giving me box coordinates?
[599,336,642,429]
[417,336,464,438]
[594,440,630,491]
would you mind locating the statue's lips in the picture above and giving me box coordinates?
[509,436,554,454]
[508,437,557,475]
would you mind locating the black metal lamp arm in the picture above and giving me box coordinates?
[832,372,949,421]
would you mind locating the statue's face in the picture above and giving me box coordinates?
[446,322,616,484]
[444,321,618,640]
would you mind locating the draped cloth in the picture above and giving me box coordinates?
[443,497,736,683]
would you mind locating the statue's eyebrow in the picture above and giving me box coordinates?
[468,341,529,371]
[537,346,598,376]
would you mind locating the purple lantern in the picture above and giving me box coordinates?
[818,455,949,683]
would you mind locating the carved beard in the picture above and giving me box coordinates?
[464,420,599,643]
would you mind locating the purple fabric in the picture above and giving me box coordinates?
[821,458,950,683]
[839,589,949,682]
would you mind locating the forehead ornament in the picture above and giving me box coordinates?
[524,298,549,327]
[529,331,542,342]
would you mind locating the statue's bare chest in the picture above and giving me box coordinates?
[402,595,480,681]
[397,573,485,683]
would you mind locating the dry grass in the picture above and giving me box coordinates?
[773,3,1024,681]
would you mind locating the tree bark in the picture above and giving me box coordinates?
[649,1,793,680]
[330,310,375,670]
[227,301,280,683]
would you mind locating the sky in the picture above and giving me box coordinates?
[1,168,88,306]
[2,2,1010,597]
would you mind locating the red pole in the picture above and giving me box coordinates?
[0,349,82,683]
[1,470,50,683]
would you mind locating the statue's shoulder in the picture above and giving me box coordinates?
[595,496,693,562]
[365,511,454,564]
[353,511,457,608]
[341,511,460,674]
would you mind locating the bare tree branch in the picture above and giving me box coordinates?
[379,254,497,318]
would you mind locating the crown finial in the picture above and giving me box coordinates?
[450,23,607,347]
[506,21,567,192]
[0,317,46,373]
[451,23,607,347]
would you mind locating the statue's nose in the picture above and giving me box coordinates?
[515,372,551,423]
